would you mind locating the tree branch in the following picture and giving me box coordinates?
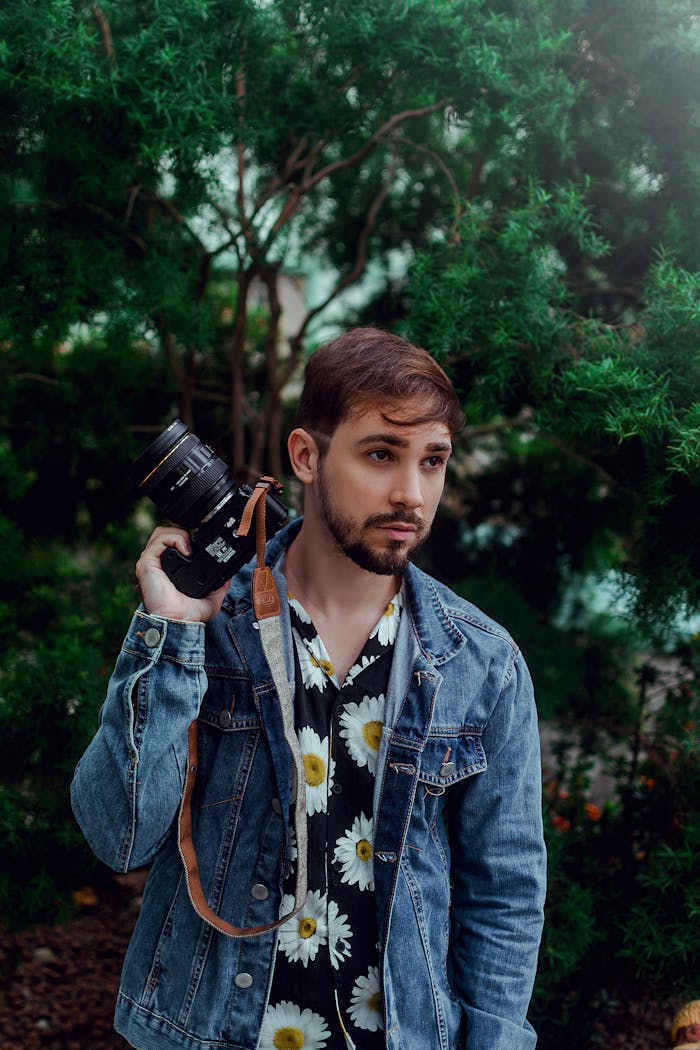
[235,70,254,256]
[262,98,451,252]
[395,134,462,243]
[91,4,115,67]
[306,98,451,191]
[467,150,487,200]
[250,137,310,221]
[286,151,399,362]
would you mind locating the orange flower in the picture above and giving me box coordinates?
[584,802,602,821]
[72,885,99,908]
[551,815,571,833]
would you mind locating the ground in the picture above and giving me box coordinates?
[0,872,685,1049]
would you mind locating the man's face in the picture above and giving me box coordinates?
[312,407,452,575]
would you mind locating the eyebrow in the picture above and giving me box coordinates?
[356,433,452,453]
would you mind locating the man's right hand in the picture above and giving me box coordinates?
[135,527,231,623]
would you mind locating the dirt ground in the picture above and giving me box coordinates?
[0,872,684,1049]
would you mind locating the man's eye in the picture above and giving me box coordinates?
[426,456,447,469]
[368,449,392,461]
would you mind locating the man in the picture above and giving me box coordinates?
[71,327,546,1050]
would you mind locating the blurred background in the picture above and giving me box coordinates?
[1,1,699,1046]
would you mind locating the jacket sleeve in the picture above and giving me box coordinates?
[70,609,207,872]
[447,649,546,1050]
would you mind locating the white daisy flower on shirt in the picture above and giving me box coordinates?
[288,594,312,623]
[348,965,384,1032]
[277,889,328,967]
[338,694,385,774]
[294,632,334,692]
[333,812,375,891]
[327,898,353,970]
[298,726,335,816]
[344,652,380,684]
[369,592,402,646]
[286,826,297,872]
[259,1000,330,1050]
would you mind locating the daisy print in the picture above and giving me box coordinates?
[327,898,353,970]
[338,694,385,774]
[370,591,403,646]
[294,632,334,692]
[259,1000,330,1050]
[349,965,384,1032]
[333,812,375,891]
[277,889,328,967]
[344,652,379,684]
[298,726,335,816]
[286,826,297,872]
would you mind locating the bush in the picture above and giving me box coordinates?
[532,637,700,1044]
[0,522,148,926]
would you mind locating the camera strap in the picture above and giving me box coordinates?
[178,478,308,939]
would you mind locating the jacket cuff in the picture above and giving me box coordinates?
[122,608,206,665]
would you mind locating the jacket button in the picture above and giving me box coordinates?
[143,627,161,648]
[218,709,232,728]
[234,972,253,988]
[271,798,282,814]
[440,761,456,778]
[251,883,269,900]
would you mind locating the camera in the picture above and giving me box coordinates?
[132,420,287,598]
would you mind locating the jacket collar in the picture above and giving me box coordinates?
[402,562,466,667]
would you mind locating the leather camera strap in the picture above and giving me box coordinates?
[177,479,308,938]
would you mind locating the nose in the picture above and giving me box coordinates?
[389,466,424,511]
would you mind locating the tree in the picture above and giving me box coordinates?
[1,0,576,481]
[404,0,700,624]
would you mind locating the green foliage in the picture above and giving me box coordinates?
[408,180,607,410]
[0,524,148,925]
[620,819,700,983]
[0,333,176,540]
[531,638,700,1044]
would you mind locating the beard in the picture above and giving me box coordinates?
[316,461,429,575]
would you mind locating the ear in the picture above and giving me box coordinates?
[287,428,321,485]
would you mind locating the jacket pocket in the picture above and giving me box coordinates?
[417,726,487,789]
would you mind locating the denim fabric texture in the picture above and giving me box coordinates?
[71,519,546,1050]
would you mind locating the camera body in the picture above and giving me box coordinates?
[133,420,288,598]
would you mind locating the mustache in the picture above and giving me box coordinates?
[364,511,427,531]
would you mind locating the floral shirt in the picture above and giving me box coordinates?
[259,589,404,1050]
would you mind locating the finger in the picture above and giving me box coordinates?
[145,527,192,559]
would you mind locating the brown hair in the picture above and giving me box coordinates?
[295,327,464,443]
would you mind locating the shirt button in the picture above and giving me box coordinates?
[440,761,456,778]
[331,783,342,795]
[250,883,269,901]
[234,972,253,988]
[218,709,232,728]
[271,798,282,815]
[143,627,161,648]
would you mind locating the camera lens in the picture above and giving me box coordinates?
[133,420,236,530]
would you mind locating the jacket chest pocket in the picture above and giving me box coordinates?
[417,727,487,791]
[195,669,264,809]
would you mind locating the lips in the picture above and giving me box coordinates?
[375,522,420,541]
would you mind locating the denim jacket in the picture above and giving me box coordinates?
[71,521,546,1050]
